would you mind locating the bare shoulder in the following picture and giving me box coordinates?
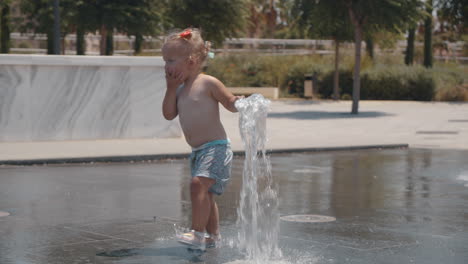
[199,74,224,90]
[200,74,237,112]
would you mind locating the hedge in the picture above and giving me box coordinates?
[205,54,466,101]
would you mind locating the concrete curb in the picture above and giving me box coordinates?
[0,144,408,166]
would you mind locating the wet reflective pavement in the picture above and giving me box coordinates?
[1,148,467,263]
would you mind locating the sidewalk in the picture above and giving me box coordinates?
[1,100,467,165]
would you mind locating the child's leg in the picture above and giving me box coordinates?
[190,176,215,232]
[205,193,219,236]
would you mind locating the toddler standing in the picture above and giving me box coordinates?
[162,28,242,250]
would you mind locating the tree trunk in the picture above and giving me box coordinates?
[134,33,143,55]
[348,5,363,115]
[351,24,363,114]
[347,3,364,114]
[365,36,374,60]
[47,30,54,54]
[333,39,340,100]
[247,5,261,48]
[61,34,66,55]
[0,4,10,53]
[405,27,415,65]
[423,0,433,68]
[265,1,277,38]
[99,24,107,55]
[76,26,85,55]
[53,0,61,55]
[105,30,113,56]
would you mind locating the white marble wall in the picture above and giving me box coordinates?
[0,55,181,142]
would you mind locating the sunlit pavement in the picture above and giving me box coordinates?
[1,100,468,164]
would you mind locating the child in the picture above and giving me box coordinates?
[161,28,242,250]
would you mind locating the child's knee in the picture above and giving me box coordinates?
[190,176,214,193]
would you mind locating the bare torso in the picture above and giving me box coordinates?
[177,74,227,148]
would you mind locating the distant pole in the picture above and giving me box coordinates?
[53,0,61,55]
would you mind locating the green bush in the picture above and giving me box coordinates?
[18,41,32,49]
[282,60,315,96]
[205,54,251,87]
[432,65,466,101]
[316,66,439,101]
[435,85,468,101]
[205,53,466,101]
[255,55,299,90]
[360,65,435,101]
[281,57,332,97]
[432,65,465,91]
[318,70,353,98]
[206,54,332,96]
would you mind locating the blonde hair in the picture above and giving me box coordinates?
[163,28,211,66]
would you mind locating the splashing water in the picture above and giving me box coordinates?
[235,94,282,263]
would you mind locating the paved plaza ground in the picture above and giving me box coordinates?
[1,100,467,263]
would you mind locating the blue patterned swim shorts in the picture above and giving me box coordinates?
[190,139,233,195]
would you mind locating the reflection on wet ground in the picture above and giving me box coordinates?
[0,148,467,263]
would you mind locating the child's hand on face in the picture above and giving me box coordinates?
[165,67,185,90]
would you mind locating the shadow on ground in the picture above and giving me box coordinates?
[97,247,204,262]
[268,111,393,120]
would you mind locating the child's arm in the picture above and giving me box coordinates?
[208,76,242,113]
[162,88,178,120]
[162,68,183,120]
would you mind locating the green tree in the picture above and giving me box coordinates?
[19,0,55,54]
[273,0,298,38]
[348,0,423,113]
[293,0,422,112]
[436,0,467,32]
[365,35,374,60]
[292,0,353,100]
[423,0,433,68]
[405,26,416,65]
[66,0,98,55]
[433,0,466,57]
[310,0,422,114]
[92,0,122,55]
[168,0,248,46]
[404,1,427,65]
[257,0,302,39]
[0,0,11,53]
[245,0,280,39]
[122,0,163,55]
[19,0,83,54]
[19,0,164,55]
[90,0,164,55]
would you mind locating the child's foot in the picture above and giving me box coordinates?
[205,233,221,248]
[177,230,206,250]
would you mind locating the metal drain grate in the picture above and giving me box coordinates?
[0,211,10,217]
[448,120,468,122]
[280,214,336,223]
